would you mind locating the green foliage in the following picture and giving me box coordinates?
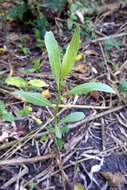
[16,105,32,117]
[0,100,15,122]
[60,112,85,124]
[14,91,52,107]
[5,76,48,90]
[13,26,115,149]
[32,58,41,72]
[29,181,38,190]
[65,82,116,95]
[61,26,80,80]
[7,2,32,22]
[43,0,66,10]
[67,3,78,30]
[28,79,48,88]
[5,77,27,87]
[119,79,127,94]
[19,58,41,74]
[104,38,121,51]
[18,44,30,56]
[82,18,96,40]
[44,31,61,86]
[6,0,50,40]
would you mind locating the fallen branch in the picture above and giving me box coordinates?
[0,154,55,166]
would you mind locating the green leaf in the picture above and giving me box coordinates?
[28,79,49,87]
[0,100,5,111]
[17,105,32,117]
[2,112,15,122]
[32,58,41,72]
[13,91,52,107]
[5,77,27,87]
[65,82,116,95]
[60,112,85,124]
[67,18,73,30]
[55,126,62,138]
[60,126,70,134]
[43,0,66,10]
[61,26,80,80]
[74,184,85,190]
[44,31,61,86]
[55,137,64,150]
[119,79,127,94]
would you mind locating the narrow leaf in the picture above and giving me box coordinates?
[13,91,52,107]
[60,112,85,124]
[44,31,61,86]
[65,82,116,95]
[61,26,80,80]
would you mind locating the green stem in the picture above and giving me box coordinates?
[54,85,61,127]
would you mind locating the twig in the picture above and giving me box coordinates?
[82,32,127,47]
[0,154,55,166]
[58,104,111,110]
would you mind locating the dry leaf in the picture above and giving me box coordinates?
[75,11,84,23]
[0,131,9,142]
[8,33,19,41]
[101,172,127,187]
[42,89,51,99]
[74,184,85,190]
[32,115,42,124]
[75,54,83,61]
[0,47,8,54]
[0,13,4,17]
[90,91,100,101]
[84,50,97,56]
[74,64,88,73]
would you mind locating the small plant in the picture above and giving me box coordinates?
[18,44,30,56]
[6,0,33,22]
[119,79,127,94]
[0,100,15,122]
[13,26,115,149]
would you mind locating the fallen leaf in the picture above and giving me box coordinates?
[0,131,9,142]
[0,47,8,54]
[75,54,83,61]
[90,91,100,101]
[28,79,49,88]
[74,184,85,190]
[74,64,88,73]
[101,172,127,187]
[0,13,4,17]
[32,115,42,124]
[42,89,51,99]
[75,11,84,23]
[84,49,97,56]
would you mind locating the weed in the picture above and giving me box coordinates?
[18,44,30,56]
[13,26,115,149]
[0,100,15,122]
[119,79,127,94]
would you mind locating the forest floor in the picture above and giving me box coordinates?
[0,1,127,190]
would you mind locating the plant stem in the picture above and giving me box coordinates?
[54,85,61,127]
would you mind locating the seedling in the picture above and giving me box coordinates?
[18,44,30,56]
[0,100,15,122]
[119,79,127,94]
[13,26,115,149]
